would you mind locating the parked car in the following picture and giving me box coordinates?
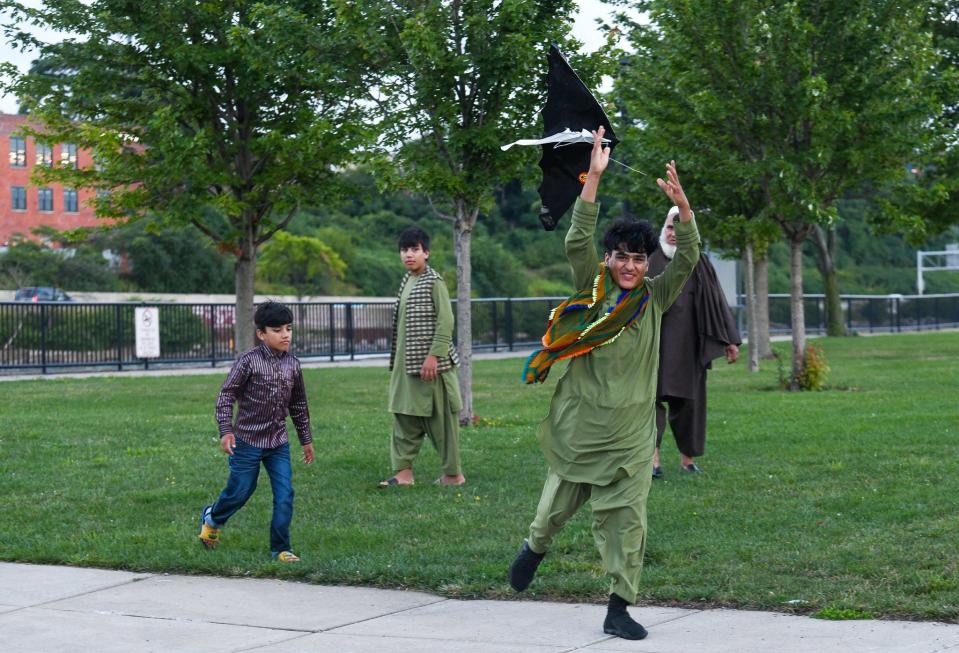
[14,287,74,302]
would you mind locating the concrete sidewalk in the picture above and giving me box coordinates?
[1,563,957,653]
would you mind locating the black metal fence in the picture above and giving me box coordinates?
[2,293,957,374]
[0,297,568,374]
[764,293,959,334]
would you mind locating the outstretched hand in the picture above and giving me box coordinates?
[580,126,609,203]
[656,161,691,220]
[589,126,610,175]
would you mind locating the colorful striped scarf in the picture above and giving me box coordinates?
[522,263,650,384]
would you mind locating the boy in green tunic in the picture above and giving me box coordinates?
[509,127,701,640]
[379,226,465,488]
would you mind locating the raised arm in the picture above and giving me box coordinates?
[565,127,610,290]
[649,161,700,309]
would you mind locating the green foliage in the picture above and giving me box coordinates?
[107,221,234,294]
[0,237,118,291]
[617,0,942,374]
[257,231,347,298]
[347,0,587,212]
[869,2,959,241]
[813,607,876,621]
[470,236,526,297]
[2,0,367,236]
[798,344,830,391]
[774,344,829,391]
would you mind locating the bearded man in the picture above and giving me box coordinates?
[648,207,741,478]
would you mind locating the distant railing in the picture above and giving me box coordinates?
[761,293,959,335]
[1,293,957,374]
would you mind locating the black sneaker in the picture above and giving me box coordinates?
[652,465,663,479]
[603,593,648,640]
[507,540,545,592]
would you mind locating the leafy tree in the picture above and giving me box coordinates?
[341,0,587,421]
[869,3,959,246]
[257,230,346,299]
[615,0,939,387]
[2,0,368,350]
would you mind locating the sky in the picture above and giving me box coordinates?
[0,0,622,115]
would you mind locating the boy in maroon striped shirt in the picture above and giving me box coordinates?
[198,301,315,562]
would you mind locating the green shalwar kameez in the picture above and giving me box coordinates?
[528,197,700,603]
[388,273,463,476]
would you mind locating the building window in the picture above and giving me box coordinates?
[9,136,26,167]
[12,186,26,210]
[36,142,53,167]
[60,143,78,168]
[38,187,53,212]
[64,188,78,213]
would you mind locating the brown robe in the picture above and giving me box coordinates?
[647,250,741,457]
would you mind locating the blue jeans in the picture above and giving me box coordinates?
[209,439,294,555]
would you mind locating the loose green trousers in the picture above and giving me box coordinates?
[527,467,651,604]
[390,398,461,476]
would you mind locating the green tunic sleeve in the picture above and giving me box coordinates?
[565,197,601,291]
[648,215,700,311]
[429,278,454,358]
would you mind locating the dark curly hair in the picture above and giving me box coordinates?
[601,217,658,256]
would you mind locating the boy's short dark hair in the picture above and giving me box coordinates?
[254,301,294,331]
[398,226,430,252]
[602,217,658,256]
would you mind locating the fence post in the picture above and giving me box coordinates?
[491,301,499,353]
[40,303,48,374]
[846,298,852,333]
[208,306,216,367]
[329,304,336,362]
[115,304,123,371]
[346,303,355,361]
[506,298,514,352]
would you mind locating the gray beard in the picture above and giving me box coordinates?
[659,232,677,259]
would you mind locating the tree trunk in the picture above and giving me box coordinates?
[234,232,257,356]
[744,244,759,372]
[453,202,478,426]
[754,253,773,358]
[788,237,806,390]
[812,224,847,336]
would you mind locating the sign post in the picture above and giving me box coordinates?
[135,307,161,361]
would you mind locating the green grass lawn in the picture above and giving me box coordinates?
[1,332,958,621]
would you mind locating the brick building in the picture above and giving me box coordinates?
[0,112,100,246]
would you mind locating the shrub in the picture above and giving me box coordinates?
[775,344,830,391]
[799,344,830,390]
